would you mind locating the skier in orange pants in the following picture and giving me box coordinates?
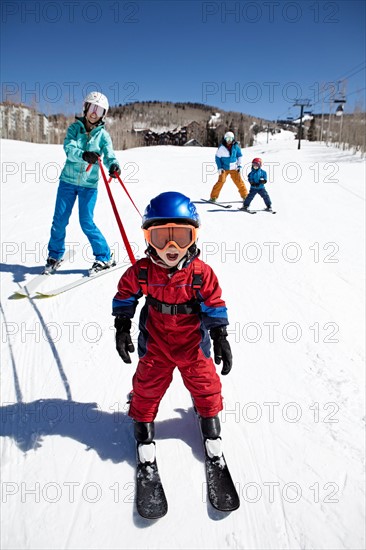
[210,131,248,201]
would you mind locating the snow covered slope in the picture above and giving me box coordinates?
[1,136,365,549]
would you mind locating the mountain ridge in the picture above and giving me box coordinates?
[1,100,272,149]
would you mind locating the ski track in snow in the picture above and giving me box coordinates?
[0,137,365,550]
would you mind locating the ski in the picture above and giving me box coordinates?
[135,442,168,519]
[202,439,240,512]
[237,208,257,214]
[192,405,240,512]
[35,263,126,297]
[200,199,232,209]
[14,249,76,297]
[238,208,276,214]
[250,208,277,214]
[204,448,240,511]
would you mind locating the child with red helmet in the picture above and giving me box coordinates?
[112,191,232,461]
[242,157,273,211]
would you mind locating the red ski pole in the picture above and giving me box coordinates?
[88,163,141,218]
[111,172,142,218]
[88,159,137,265]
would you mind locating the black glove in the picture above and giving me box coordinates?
[115,317,135,363]
[82,151,100,164]
[209,326,232,375]
[259,177,267,183]
[109,163,121,178]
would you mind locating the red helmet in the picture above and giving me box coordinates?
[252,157,262,167]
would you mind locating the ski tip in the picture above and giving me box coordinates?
[210,500,240,513]
[136,508,168,520]
[10,291,28,300]
[136,497,168,520]
[136,494,168,520]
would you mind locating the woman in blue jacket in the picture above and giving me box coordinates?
[46,92,121,275]
[242,157,273,211]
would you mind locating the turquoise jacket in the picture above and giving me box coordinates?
[248,168,268,189]
[60,117,119,188]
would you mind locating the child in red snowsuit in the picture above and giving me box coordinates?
[112,192,232,449]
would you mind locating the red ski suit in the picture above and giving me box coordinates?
[112,255,229,422]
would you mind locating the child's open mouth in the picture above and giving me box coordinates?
[166,252,179,262]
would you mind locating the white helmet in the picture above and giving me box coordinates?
[83,91,109,120]
[224,131,235,142]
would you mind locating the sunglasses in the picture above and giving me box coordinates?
[225,137,234,142]
[143,223,198,252]
[86,103,105,119]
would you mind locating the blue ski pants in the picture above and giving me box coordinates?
[48,180,110,261]
[243,186,272,209]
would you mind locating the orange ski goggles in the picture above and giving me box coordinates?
[143,223,198,252]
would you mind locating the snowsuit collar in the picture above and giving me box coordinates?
[146,246,200,273]
[222,139,237,152]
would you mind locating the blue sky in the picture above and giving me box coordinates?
[1,0,365,121]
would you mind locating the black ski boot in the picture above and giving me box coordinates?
[134,421,155,444]
[89,253,116,276]
[200,415,222,458]
[200,415,221,439]
[134,421,156,463]
[43,256,64,274]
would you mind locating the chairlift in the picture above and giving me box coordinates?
[333,80,347,104]
[333,91,346,104]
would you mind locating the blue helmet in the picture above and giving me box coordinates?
[142,192,200,229]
